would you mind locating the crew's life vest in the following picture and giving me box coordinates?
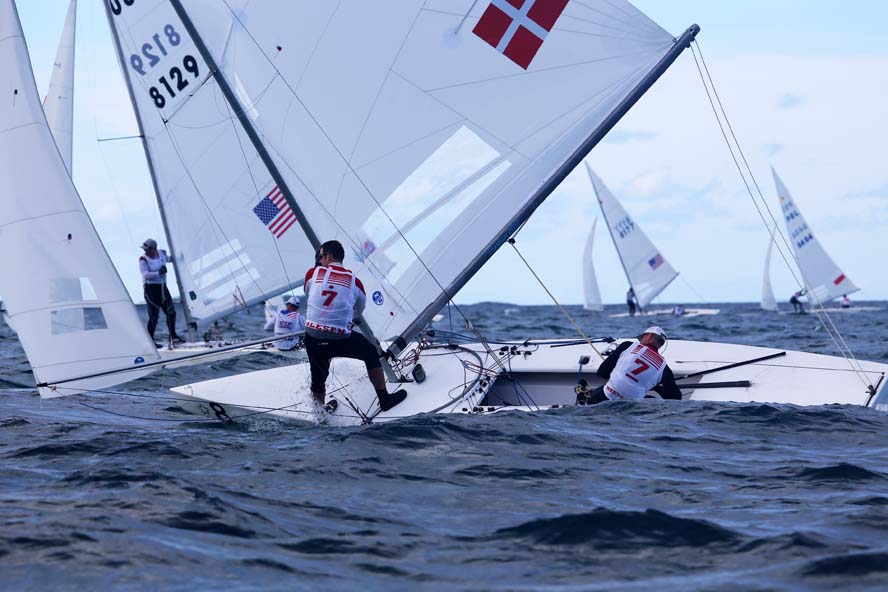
[604,341,666,400]
[305,265,358,336]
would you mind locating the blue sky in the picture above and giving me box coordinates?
[16,1,888,305]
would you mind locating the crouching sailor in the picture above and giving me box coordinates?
[264,296,305,351]
[577,326,682,404]
[304,240,407,413]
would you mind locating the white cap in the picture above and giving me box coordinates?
[286,296,300,307]
[642,326,666,340]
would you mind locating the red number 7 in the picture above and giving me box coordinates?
[630,359,650,375]
[321,290,337,306]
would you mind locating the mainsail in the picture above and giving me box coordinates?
[43,0,76,175]
[582,217,603,311]
[103,0,316,326]
[0,0,160,397]
[587,164,678,308]
[144,0,697,349]
[761,228,778,312]
[772,168,858,303]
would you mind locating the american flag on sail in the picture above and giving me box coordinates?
[252,185,297,239]
[648,253,664,270]
[473,0,569,69]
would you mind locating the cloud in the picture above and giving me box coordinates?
[602,129,659,144]
[763,143,783,156]
[777,94,805,109]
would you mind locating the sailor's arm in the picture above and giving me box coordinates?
[653,366,683,400]
[353,277,367,317]
[139,257,162,282]
[596,341,632,379]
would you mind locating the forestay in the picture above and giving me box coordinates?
[103,0,315,326]
[772,168,858,303]
[169,0,682,343]
[761,228,778,312]
[587,164,677,308]
[582,217,603,311]
[0,0,160,397]
[43,0,76,175]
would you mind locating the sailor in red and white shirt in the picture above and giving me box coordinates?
[303,240,407,413]
[577,326,682,404]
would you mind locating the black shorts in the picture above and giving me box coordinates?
[304,332,381,394]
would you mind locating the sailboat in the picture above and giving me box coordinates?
[582,218,603,311]
[760,229,778,312]
[13,1,888,420]
[770,169,880,313]
[585,165,718,319]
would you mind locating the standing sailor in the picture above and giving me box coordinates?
[626,287,638,316]
[264,296,305,351]
[139,238,183,345]
[577,326,681,404]
[789,289,807,313]
[303,240,407,414]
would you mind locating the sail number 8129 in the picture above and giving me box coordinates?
[147,55,200,109]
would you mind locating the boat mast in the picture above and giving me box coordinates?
[398,25,700,343]
[102,2,197,339]
[168,0,398,377]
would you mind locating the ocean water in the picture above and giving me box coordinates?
[2,302,888,590]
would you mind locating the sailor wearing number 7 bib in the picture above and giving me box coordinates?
[576,326,682,404]
[303,240,407,415]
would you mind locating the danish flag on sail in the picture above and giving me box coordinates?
[473,0,569,69]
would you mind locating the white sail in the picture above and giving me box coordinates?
[772,168,858,303]
[163,0,680,344]
[586,164,678,309]
[43,0,76,175]
[582,217,603,311]
[103,1,316,326]
[761,229,778,311]
[0,0,160,397]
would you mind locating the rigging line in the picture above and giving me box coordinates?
[688,45,871,390]
[693,41,870,385]
[507,238,603,361]
[217,6,489,341]
[453,0,482,34]
[573,0,664,36]
[160,119,271,305]
[220,91,296,295]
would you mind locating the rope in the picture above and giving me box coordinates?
[507,238,603,361]
[689,41,872,392]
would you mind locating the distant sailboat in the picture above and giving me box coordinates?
[773,168,858,304]
[585,164,717,318]
[760,228,778,312]
[43,0,76,175]
[582,218,603,311]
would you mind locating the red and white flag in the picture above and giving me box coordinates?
[473,0,569,69]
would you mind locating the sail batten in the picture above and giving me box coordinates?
[772,168,858,303]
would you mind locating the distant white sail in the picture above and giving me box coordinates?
[103,1,316,325]
[586,164,678,309]
[582,217,603,311]
[163,0,680,344]
[772,168,858,303]
[761,231,778,311]
[0,0,160,397]
[43,0,76,175]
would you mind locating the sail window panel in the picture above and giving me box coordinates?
[204,271,256,303]
[50,307,108,335]
[49,277,98,303]
[188,239,246,277]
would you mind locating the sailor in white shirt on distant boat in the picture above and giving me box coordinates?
[263,296,305,351]
[139,238,183,345]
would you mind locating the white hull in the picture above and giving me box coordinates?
[170,338,888,426]
[608,308,720,319]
